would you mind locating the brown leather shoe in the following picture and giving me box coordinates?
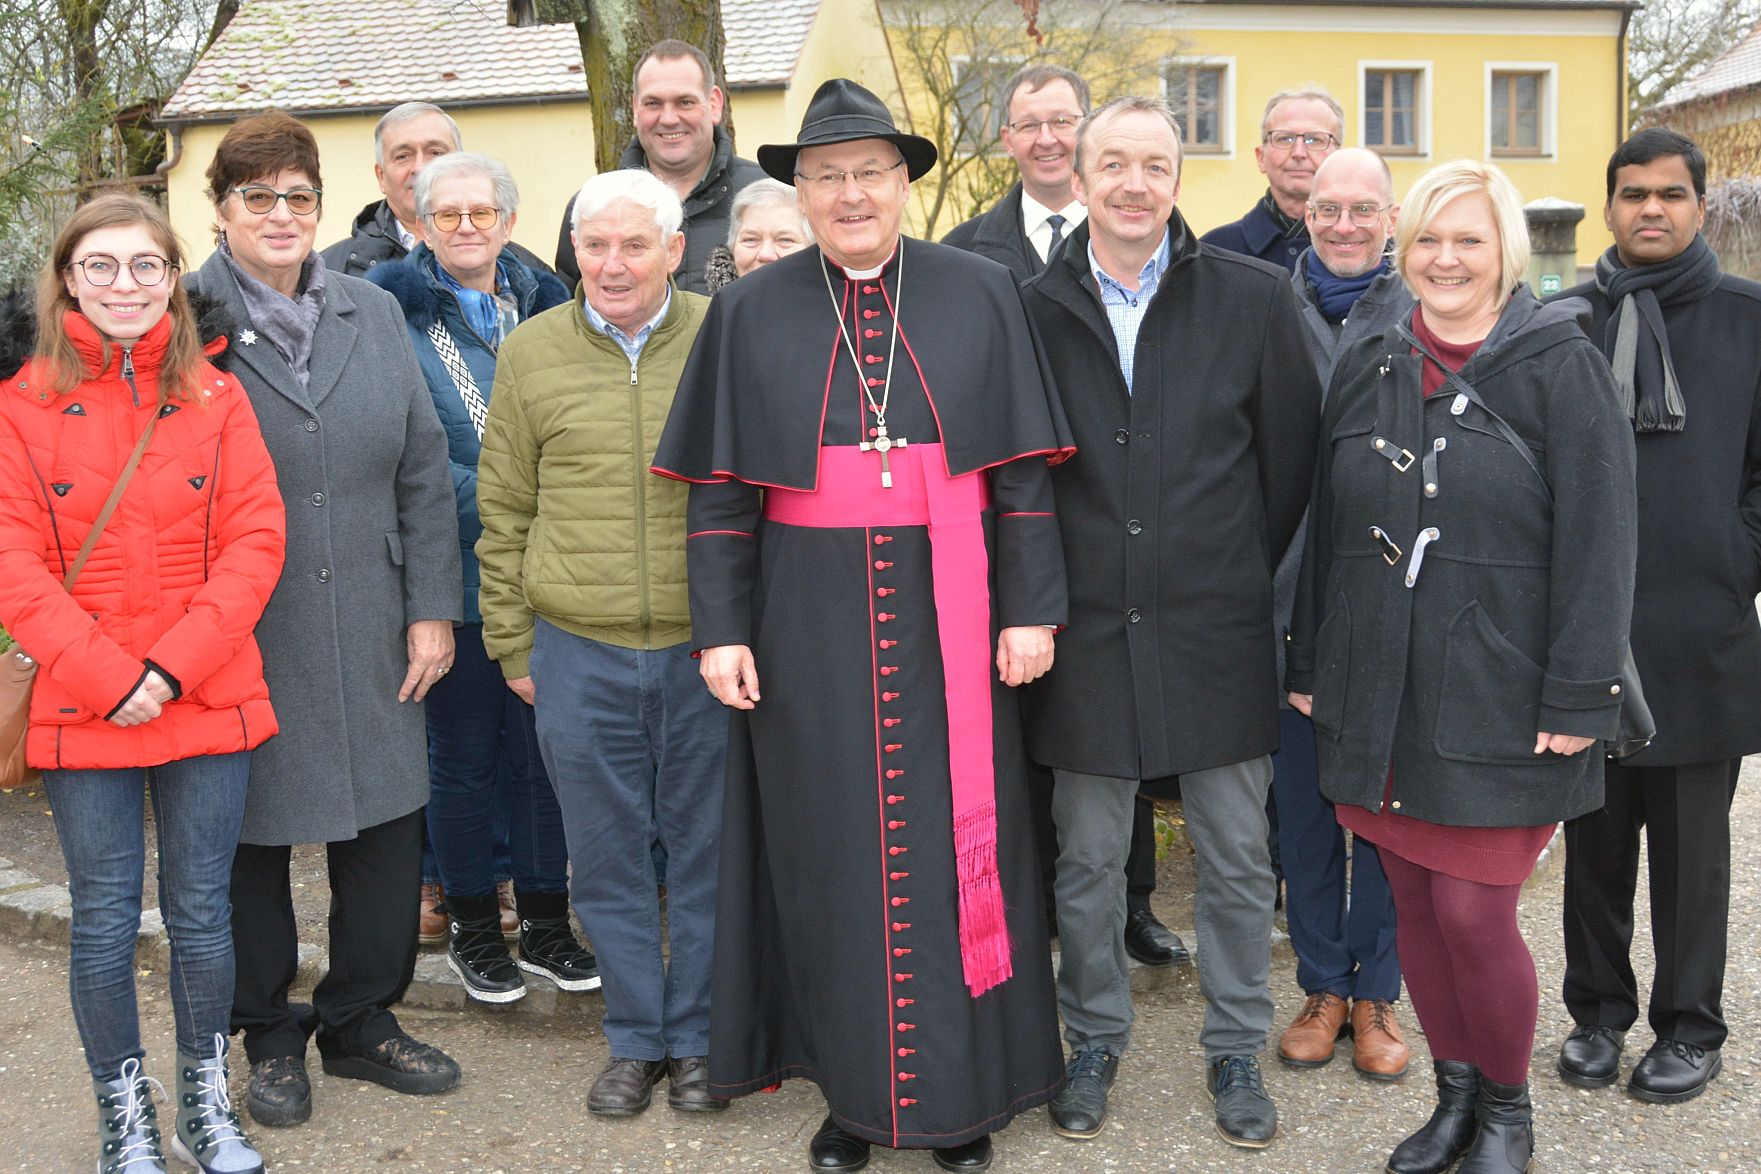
[1277,992,1348,1067]
[496,879,519,940]
[666,1056,729,1112]
[588,1057,666,1116]
[418,882,447,946]
[1350,998,1410,1081]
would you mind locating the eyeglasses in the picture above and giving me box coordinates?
[427,207,501,233]
[231,185,322,216]
[1004,115,1081,137]
[69,254,174,287]
[1307,201,1391,227]
[795,159,906,192]
[1264,131,1340,153]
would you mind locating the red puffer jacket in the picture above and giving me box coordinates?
[0,310,287,769]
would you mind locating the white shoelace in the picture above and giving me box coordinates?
[109,1056,166,1170]
[190,1033,248,1148]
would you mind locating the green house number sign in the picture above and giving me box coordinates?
[1539,273,1563,295]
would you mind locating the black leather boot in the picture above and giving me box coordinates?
[1387,1060,1479,1174]
[1455,1078,1533,1174]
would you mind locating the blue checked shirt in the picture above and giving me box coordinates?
[1088,231,1172,394]
[582,288,671,364]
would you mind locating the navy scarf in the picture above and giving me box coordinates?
[1305,251,1387,324]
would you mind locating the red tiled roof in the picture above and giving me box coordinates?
[1655,21,1761,110]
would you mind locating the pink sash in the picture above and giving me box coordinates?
[763,443,1011,997]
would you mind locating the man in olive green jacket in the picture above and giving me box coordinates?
[476,168,727,1118]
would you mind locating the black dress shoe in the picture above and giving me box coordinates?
[246,1055,311,1127]
[1628,1039,1722,1104]
[587,1056,666,1116]
[810,1116,870,1172]
[1208,1055,1277,1148]
[1124,908,1190,968]
[933,1134,993,1171]
[1557,1025,1625,1089]
[1049,1048,1119,1139]
[666,1056,729,1112]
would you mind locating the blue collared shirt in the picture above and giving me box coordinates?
[582,288,672,364]
[1089,230,1172,394]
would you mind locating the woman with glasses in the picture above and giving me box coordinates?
[186,111,466,1130]
[1287,160,1636,1174]
[364,153,595,1006]
[0,191,285,1173]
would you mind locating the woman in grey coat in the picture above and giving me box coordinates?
[186,111,464,1130]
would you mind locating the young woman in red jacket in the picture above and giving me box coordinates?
[0,193,286,1174]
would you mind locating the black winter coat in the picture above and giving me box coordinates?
[941,183,1044,280]
[1019,212,1322,781]
[1548,274,1761,767]
[1288,292,1637,827]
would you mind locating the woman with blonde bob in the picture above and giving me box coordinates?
[1287,159,1637,1174]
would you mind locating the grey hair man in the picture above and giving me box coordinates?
[553,39,767,293]
[1270,146,1414,1081]
[321,101,550,277]
[1201,87,1346,273]
[476,165,727,1118]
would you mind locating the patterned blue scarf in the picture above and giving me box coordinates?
[438,260,517,348]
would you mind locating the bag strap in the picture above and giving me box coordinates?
[61,397,165,591]
[1396,322,1552,502]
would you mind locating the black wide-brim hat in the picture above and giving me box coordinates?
[758,78,938,185]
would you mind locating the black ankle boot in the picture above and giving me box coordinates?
[447,890,525,1004]
[1455,1078,1533,1174]
[1387,1060,1479,1174]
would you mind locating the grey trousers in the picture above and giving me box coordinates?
[1182,755,1277,1058]
[1050,770,1139,1053]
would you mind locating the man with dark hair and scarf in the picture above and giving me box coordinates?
[1549,127,1761,1106]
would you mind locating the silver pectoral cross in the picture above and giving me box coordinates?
[859,428,908,488]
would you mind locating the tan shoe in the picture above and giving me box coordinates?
[418,882,447,945]
[1350,998,1410,1081]
[497,879,520,940]
[1277,991,1348,1067]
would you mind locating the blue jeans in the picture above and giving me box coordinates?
[530,621,726,1059]
[1271,708,1400,1002]
[45,752,251,1081]
[426,623,567,897]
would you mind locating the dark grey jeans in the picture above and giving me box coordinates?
[530,620,727,1060]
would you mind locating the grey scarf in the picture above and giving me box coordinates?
[1593,234,1720,433]
[220,236,326,388]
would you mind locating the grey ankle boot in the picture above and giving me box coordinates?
[94,1056,167,1173]
[170,1033,264,1174]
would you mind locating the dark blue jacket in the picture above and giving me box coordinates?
[368,245,570,622]
[1200,194,1310,274]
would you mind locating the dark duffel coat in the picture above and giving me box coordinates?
[941,182,1045,280]
[1549,273,1761,768]
[1020,211,1322,781]
[1288,292,1637,828]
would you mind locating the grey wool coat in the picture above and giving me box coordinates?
[189,251,461,845]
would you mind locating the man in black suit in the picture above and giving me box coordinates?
[944,64,1190,973]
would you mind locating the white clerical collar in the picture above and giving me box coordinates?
[835,242,900,280]
[1020,190,1085,234]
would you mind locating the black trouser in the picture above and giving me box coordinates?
[1562,758,1741,1050]
[1028,765,1159,925]
[229,808,425,1063]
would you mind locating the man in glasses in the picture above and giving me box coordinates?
[1273,147,1412,1080]
[1202,89,1345,273]
[321,101,549,278]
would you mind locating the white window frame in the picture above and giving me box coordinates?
[1358,61,1433,159]
[1484,61,1559,161]
[1160,56,1236,158]
[949,54,1025,157]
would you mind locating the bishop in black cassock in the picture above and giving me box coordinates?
[652,80,1073,1167]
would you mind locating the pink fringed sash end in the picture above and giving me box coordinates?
[955,800,1012,997]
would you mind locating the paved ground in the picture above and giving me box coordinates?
[2,766,1759,1171]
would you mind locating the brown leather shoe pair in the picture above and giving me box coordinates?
[1276,992,1410,1079]
[587,1056,729,1115]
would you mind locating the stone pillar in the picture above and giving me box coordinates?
[1524,197,1586,297]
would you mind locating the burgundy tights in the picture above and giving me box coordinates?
[1379,850,1538,1085]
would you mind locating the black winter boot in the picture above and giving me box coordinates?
[516,888,600,992]
[1455,1077,1533,1174]
[447,890,525,1003]
[1387,1060,1480,1174]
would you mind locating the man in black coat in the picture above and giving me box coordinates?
[1200,88,1343,273]
[1020,95,1321,1149]
[552,40,765,294]
[1551,128,1761,1106]
[942,63,1189,972]
[319,102,549,279]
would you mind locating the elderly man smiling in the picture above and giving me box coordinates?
[476,167,727,1119]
